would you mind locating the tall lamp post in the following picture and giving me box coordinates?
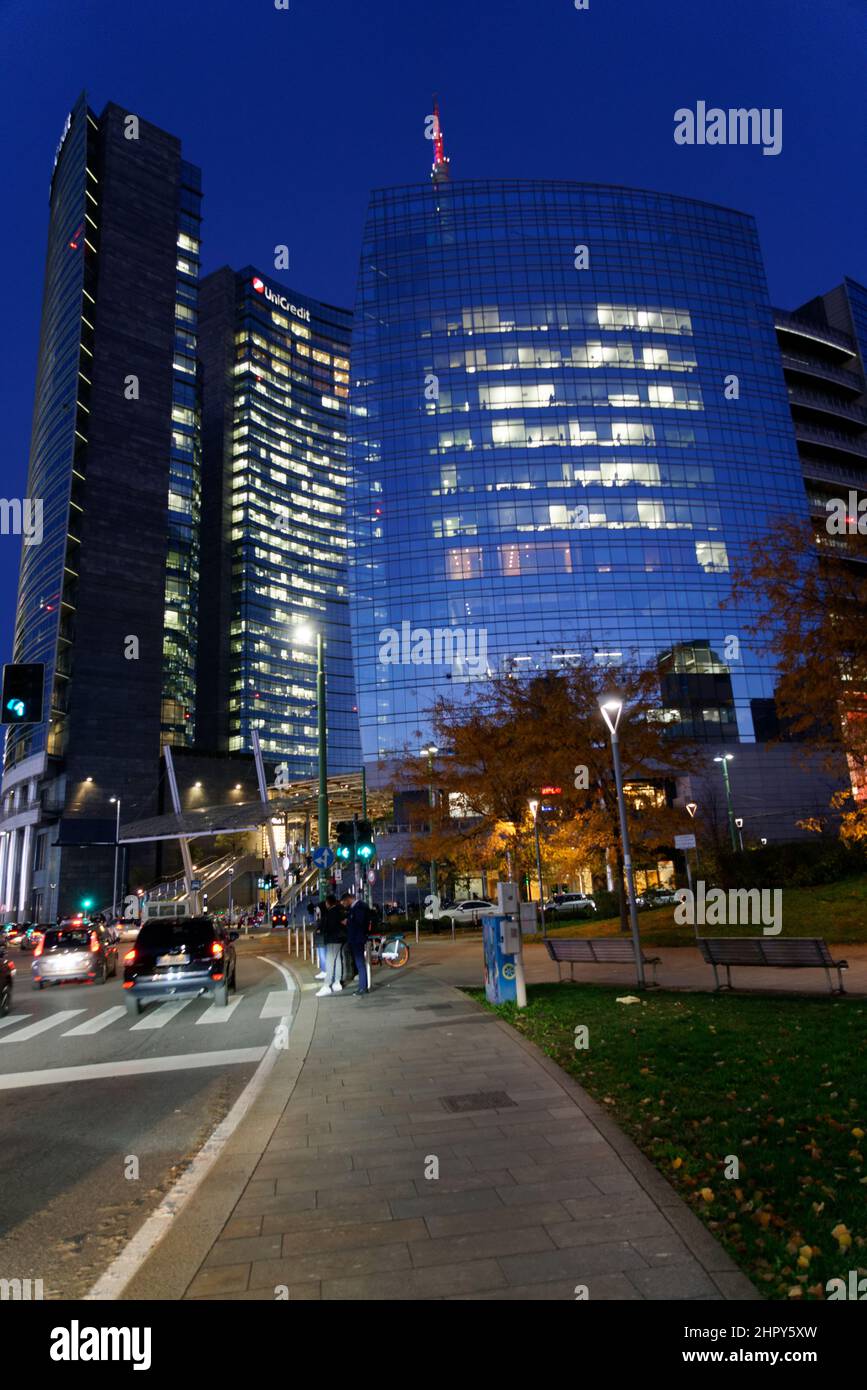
[528,799,546,936]
[599,697,645,989]
[421,743,438,902]
[109,796,121,918]
[713,753,738,852]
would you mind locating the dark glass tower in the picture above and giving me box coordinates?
[197,267,359,777]
[0,94,202,921]
[347,179,810,767]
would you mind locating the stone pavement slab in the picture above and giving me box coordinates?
[165,948,758,1302]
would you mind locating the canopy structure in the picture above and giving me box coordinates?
[118,773,393,845]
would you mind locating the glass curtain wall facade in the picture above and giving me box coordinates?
[198,268,359,776]
[348,180,809,762]
[162,162,202,746]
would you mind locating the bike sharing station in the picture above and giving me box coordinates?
[483,881,528,1008]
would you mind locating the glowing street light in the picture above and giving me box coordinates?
[713,753,738,852]
[598,695,645,988]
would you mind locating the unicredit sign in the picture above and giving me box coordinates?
[251,277,311,323]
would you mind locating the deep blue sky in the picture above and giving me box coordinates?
[1,0,864,661]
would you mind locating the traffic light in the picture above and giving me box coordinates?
[335,821,354,863]
[335,819,375,864]
[355,820,376,863]
[1,663,44,725]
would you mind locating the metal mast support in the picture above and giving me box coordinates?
[163,744,200,915]
[252,729,286,897]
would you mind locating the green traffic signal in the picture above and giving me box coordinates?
[82,897,94,909]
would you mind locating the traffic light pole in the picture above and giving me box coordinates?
[362,765,372,907]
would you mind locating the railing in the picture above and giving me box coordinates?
[795,423,867,457]
[780,352,864,392]
[774,309,855,354]
[788,386,867,425]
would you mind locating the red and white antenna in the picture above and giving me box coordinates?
[430,96,450,184]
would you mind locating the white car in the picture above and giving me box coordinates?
[543,892,597,918]
[429,898,496,926]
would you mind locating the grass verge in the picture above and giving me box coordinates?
[471,982,866,1299]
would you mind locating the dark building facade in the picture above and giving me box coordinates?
[0,94,202,920]
[197,267,359,777]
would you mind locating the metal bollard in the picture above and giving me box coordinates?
[294,926,299,957]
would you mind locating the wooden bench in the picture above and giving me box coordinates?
[697,937,848,995]
[544,937,661,985]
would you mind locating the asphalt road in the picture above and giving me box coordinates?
[0,942,297,1299]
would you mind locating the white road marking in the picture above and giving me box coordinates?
[86,956,300,1300]
[196,993,244,1024]
[0,1015,31,1031]
[63,1006,127,1036]
[130,999,193,1030]
[0,1010,85,1042]
[0,1047,266,1092]
[259,990,294,1018]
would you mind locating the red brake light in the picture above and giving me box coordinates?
[34,940,43,957]
[124,948,136,962]
[89,932,100,953]
[211,941,224,959]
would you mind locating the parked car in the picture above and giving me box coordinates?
[434,898,496,927]
[32,923,118,988]
[19,923,49,952]
[637,886,680,908]
[0,943,14,1016]
[543,892,597,918]
[123,915,238,1017]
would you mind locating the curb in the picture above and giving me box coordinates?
[118,964,317,1301]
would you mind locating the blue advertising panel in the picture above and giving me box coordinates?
[483,915,517,1005]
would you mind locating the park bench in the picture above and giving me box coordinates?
[697,937,848,995]
[544,937,661,985]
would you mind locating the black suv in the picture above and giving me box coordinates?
[123,915,238,1017]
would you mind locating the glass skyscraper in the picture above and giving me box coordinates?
[0,94,203,920]
[348,179,810,765]
[198,268,359,776]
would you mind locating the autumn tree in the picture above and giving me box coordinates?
[729,517,867,834]
[391,658,696,925]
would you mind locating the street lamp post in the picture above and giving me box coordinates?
[528,799,546,936]
[421,743,438,902]
[599,697,645,989]
[109,797,121,918]
[713,754,738,852]
[316,631,329,902]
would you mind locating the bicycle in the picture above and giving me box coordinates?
[367,931,410,971]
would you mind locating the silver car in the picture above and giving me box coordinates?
[32,924,118,988]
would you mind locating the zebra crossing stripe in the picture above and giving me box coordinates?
[130,999,193,1031]
[197,994,244,1024]
[0,1010,85,1042]
[63,1006,128,1036]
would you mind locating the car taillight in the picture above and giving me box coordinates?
[89,932,100,953]
[124,948,136,963]
[34,940,43,957]
[211,941,223,958]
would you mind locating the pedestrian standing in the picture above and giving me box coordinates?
[316,894,345,995]
[346,894,373,996]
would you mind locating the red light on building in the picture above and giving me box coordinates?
[252,277,265,293]
[540,786,562,795]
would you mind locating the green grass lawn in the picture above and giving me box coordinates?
[473,983,866,1299]
[528,875,867,946]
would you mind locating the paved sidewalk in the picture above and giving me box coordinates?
[174,954,756,1302]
